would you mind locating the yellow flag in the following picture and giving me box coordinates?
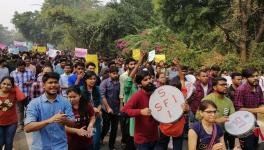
[155,54,166,63]
[132,49,141,60]
[85,54,99,74]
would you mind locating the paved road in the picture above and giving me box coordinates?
[13,127,188,150]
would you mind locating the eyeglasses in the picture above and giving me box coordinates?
[203,110,217,115]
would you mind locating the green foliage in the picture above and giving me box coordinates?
[12,0,156,55]
[0,24,25,45]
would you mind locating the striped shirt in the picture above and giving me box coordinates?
[10,70,35,97]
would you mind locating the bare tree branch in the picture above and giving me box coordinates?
[216,24,240,51]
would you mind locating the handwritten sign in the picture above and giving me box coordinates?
[75,47,87,58]
[149,85,185,123]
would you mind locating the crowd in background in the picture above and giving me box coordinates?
[1,49,264,150]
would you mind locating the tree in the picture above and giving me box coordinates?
[154,0,264,62]
[12,11,48,44]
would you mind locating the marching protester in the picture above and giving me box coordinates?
[30,65,53,99]
[190,69,213,115]
[66,86,95,150]
[234,68,264,150]
[68,62,86,87]
[119,58,136,148]
[86,62,101,86]
[188,100,226,150]
[0,77,25,150]
[10,60,35,131]
[121,69,159,150]
[100,66,120,150]
[0,59,9,82]
[55,58,67,75]
[24,72,75,150]
[82,71,102,150]
[227,72,242,101]
[200,77,236,149]
[122,53,146,150]
[24,56,36,77]
[59,63,73,97]
[155,59,189,150]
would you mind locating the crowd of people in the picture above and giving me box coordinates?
[1,49,264,150]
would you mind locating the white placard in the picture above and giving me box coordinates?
[148,50,155,62]
[149,85,185,123]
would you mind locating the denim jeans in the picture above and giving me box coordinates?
[0,123,17,150]
[136,142,157,150]
[93,117,101,150]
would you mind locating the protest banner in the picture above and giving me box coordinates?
[48,48,60,58]
[37,46,47,53]
[14,41,26,47]
[75,47,87,58]
[8,46,19,54]
[0,42,6,49]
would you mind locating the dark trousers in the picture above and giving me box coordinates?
[120,115,130,144]
[16,97,29,126]
[136,142,157,150]
[224,132,236,150]
[120,116,136,150]
[125,136,136,150]
[0,123,17,150]
[101,110,119,149]
[239,134,258,150]
[155,131,183,150]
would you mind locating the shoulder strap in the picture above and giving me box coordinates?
[206,124,218,150]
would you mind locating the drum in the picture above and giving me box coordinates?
[149,85,185,123]
[225,111,256,138]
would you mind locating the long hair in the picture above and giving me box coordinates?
[67,86,89,126]
[83,71,101,106]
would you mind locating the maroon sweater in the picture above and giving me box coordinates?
[121,90,159,144]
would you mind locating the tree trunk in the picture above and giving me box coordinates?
[239,41,247,62]
[239,0,250,62]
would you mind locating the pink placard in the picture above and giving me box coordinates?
[75,47,87,58]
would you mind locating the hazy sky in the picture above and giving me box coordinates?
[0,0,112,30]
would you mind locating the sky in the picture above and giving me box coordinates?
[0,0,112,30]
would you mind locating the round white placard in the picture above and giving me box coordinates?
[149,85,185,123]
